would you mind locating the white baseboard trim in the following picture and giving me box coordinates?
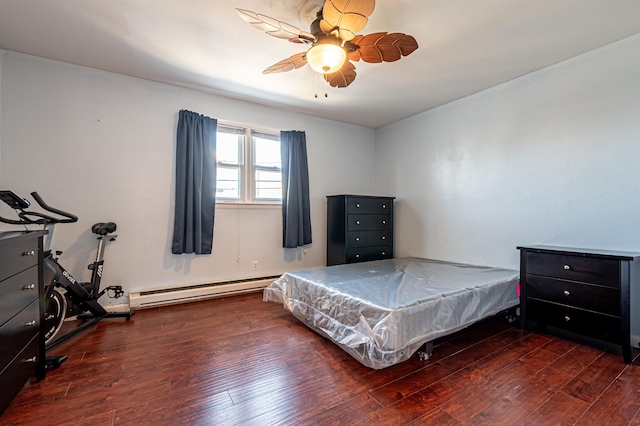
[128,276,279,309]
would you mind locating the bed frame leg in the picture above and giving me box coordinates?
[505,307,518,324]
[417,341,434,361]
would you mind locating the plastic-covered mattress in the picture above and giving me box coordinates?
[264,257,519,369]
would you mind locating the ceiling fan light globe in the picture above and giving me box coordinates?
[306,43,346,74]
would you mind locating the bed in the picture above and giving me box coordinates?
[263,257,519,369]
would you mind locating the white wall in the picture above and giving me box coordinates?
[0,51,375,305]
[2,32,638,312]
[375,34,640,270]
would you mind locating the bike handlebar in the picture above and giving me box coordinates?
[30,192,78,223]
[0,191,78,225]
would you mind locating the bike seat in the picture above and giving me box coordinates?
[92,222,116,235]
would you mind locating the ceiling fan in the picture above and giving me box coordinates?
[236,0,419,88]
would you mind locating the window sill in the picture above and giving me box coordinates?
[216,201,282,210]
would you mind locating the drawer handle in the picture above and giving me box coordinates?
[381,236,386,240]
[382,252,386,255]
[563,290,570,296]
[22,250,36,257]
[382,204,386,209]
[382,220,386,224]
[355,254,360,258]
[23,357,37,363]
[24,320,37,327]
[564,316,571,322]
[563,265,570,270]
[356,204,360,208]
[356,221,360,225]
[23,284,36,290]
[355,237,360,241]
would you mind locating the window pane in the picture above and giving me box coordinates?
[255,169,282,200]
[216,167,240,199]
[215,125,282,204]
[217,132,242,165]
[254,137,281,168]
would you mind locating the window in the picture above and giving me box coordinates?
[216,124,282,204]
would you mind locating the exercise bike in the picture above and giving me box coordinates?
[0,190,134,367]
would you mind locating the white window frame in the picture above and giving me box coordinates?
[216,123,282,205]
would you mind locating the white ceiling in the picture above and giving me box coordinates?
[0,0,639,129]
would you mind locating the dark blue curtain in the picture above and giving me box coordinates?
[281,130,312,248]
[172,110,217,254]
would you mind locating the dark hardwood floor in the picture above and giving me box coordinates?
[2,291,640,425]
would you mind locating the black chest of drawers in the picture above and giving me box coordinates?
[326,195,395,266]
[0,231,47,415]
[518,245,640,363]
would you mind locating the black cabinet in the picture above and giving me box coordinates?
[0,231,46,415]
[518,245,640,363]
[327,195,394,266]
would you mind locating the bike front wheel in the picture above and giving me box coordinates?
[44,287,67,345]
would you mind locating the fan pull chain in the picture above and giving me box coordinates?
[323,73,328,98]
[314,73,328,99]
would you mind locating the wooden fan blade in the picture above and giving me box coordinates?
[347,32,418,63]
[320,0,375,41]
[324,61,357,87]
[236,9,314,42]
[262,52,307,74]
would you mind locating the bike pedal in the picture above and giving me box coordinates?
[107,285,124,298]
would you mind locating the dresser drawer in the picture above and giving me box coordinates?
[0,334,39,414]
[347,214,391,231]
[527,299,621,343]
[346,231,392,248]
[346,246,393,263]
[0,266,39,327]
[0,299,40,371]
[347,197,392,215]
[526,251,620,287]
[526,275,620,316]
[0,238,39,281]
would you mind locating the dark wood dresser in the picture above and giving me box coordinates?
[518,245,640,363]
[326,195,394,266]
[0,231,47,415]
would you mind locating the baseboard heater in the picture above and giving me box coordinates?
[129,275,281,309]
